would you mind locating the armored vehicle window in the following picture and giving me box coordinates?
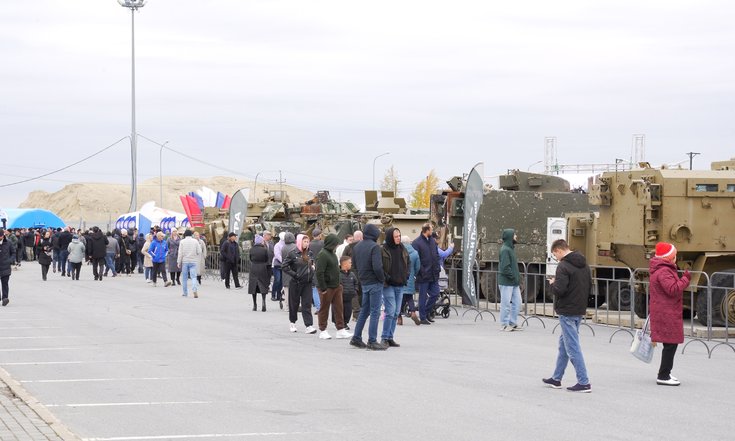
[727,184,735,192]
[695,184,718,192]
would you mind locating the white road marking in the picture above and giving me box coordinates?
[0,327,61,330]
[0,336,78,339]
[21,375,249,383]
[46,400,222,408]
[0,319,51,322]
[0,347,74,352]
[82,432,318,441]
[2,360,156,366]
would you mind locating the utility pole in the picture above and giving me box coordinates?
[686,152,700,170]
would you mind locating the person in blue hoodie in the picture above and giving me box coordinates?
[349,224,386,351]
[400,235,421,325]
[147,231,172,287]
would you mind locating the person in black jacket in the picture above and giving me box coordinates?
[282,234,316,334]
[36,231,53,281]
[136,233,146,274]
[335,255,357,330]
[88,227,109,281]
[0,229,16,306]
[349,224,386,351]
[248,235,270,311]
[220,233,242,289]
[380,227,409,347]
[57,227,73,276]
[412,223,440,325]
[543,239,592,393]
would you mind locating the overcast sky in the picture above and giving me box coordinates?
[1,0,734,208]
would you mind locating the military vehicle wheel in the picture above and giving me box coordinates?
[633,291,648,319]
[522,274,542,303]
[696,271,735,327]
[479,272,499,303]
[608,281,632,311]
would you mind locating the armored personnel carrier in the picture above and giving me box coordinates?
[362,190,430,242]
[435,170,592,303]
[568,159,735,325]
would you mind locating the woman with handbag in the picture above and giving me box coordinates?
[36,231,53,281]
[649,242,691,386]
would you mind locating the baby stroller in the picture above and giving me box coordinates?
[429,266,451,319]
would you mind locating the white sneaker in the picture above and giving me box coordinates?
[289,323,297,333]
[319,330,332,340]
[146,279,152,284]
[304,326,317,334]
[657,377,681,386]
[336,329,353,339]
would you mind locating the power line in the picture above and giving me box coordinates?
[137,134,256,179]
[0,137,130,188]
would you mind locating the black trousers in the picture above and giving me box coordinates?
[70,262,82,280]
[119,254,131,274]
[1,275,9,300]
[151,262,168,284]
[658,343,678,380]
[92,258,105,279]
[288,282,313,326]
[223,262,240,288]
[41,264,50,281]
[333,291,354,326]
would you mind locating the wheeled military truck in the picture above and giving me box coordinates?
[567,159,735,326]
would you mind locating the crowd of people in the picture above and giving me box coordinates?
[0,222,689,389]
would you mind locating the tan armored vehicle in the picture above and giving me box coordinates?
[363,190,429,242]
[568,159,735,325]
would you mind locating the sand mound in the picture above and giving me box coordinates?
[19,176,315,226]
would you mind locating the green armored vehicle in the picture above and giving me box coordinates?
[436,170,592,303]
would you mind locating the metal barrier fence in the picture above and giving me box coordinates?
[202,245,252,282]
[441,262,735,358]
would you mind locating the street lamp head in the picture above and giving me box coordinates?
[118,0,147,9]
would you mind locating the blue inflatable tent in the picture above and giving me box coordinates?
[0,208,65,229]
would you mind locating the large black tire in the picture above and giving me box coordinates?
[479,271,499,304]
[697,271,735,326]
[633,289,648,319]
[521,273,542,303]
[608,281,632,311]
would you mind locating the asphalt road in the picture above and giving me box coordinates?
[0,264,732,441]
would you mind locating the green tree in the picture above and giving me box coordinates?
[409,170,441,208]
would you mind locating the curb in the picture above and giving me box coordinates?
[0,366,81,441]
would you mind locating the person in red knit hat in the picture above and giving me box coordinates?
[649,242,690,386]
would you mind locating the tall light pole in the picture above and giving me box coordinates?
[372,152,390,190]
[159,140,168,209]
[118,0,147,212]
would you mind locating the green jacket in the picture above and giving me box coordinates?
[498,228,520,286]
[315,234,341,290]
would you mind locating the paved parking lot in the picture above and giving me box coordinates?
[0,264,733,441]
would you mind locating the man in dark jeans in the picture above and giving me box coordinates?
[221,233,242,289]
[412,223,441,325]
[544,239,593,393]
[349,224,386,351]
[136,233,146,273]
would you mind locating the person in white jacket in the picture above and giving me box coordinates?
[177,230,201,298]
